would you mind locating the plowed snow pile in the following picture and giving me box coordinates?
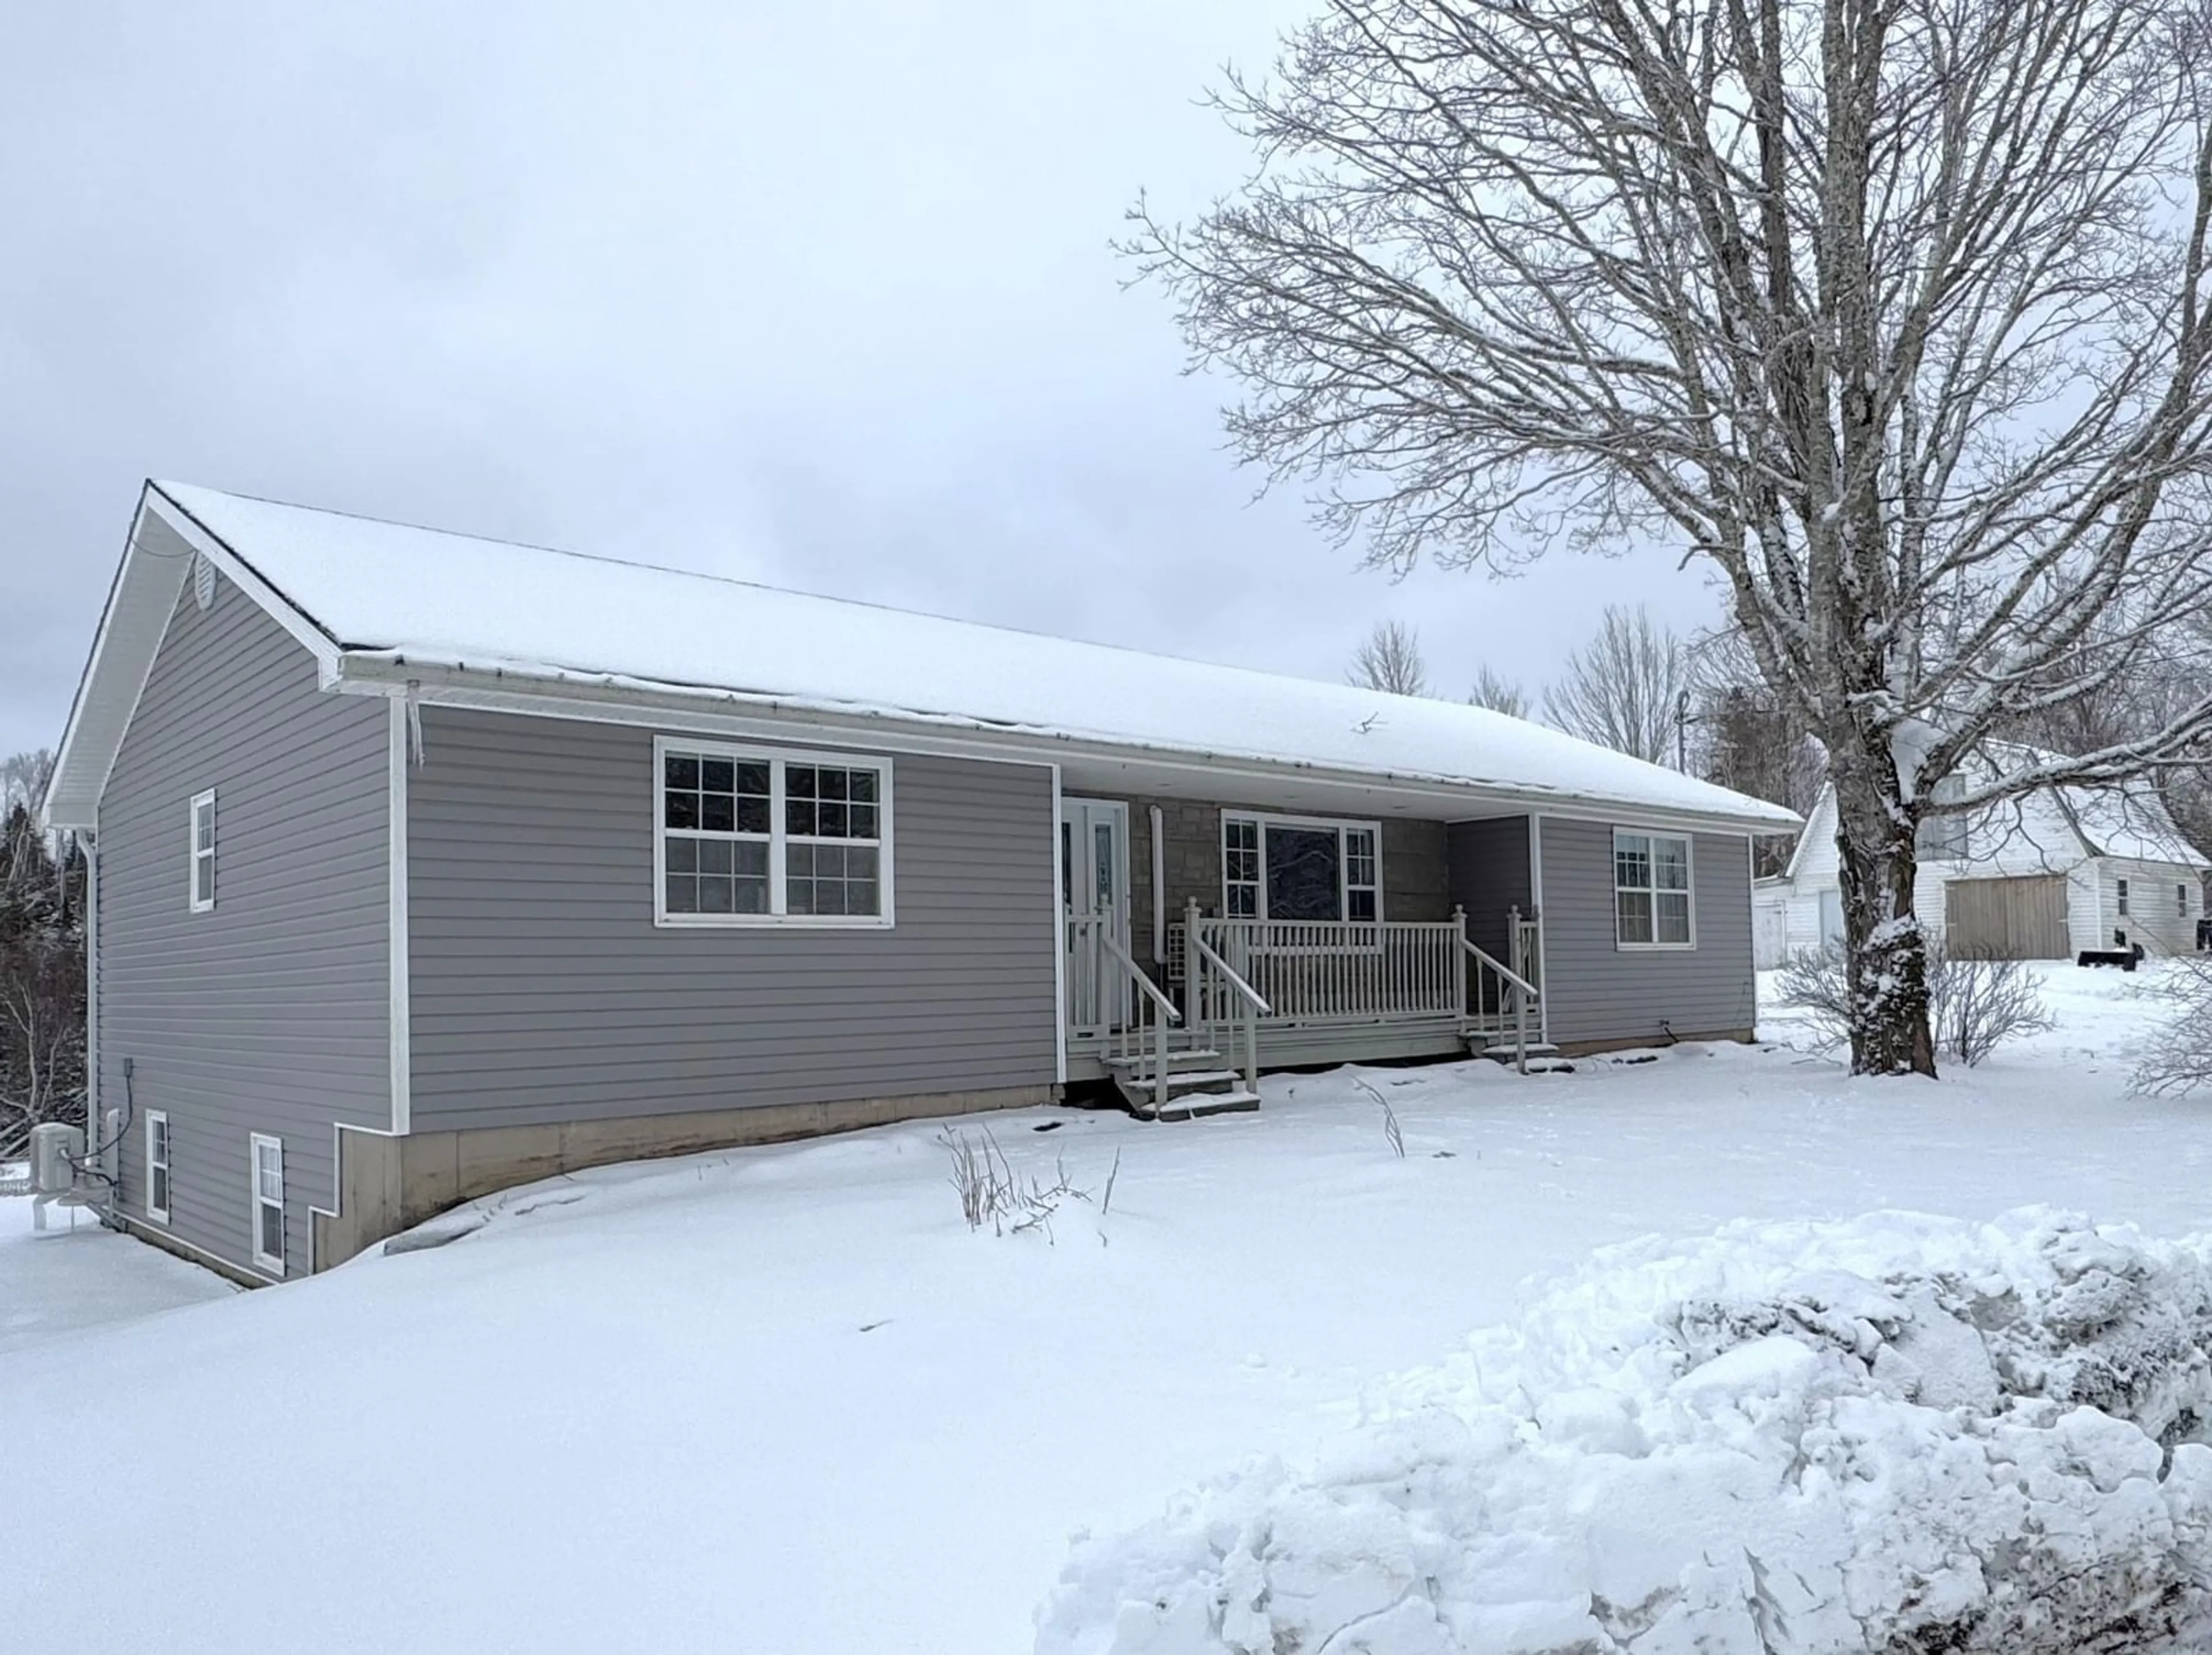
[1038,1210,2212,1654]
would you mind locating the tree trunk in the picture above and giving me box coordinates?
[1831,770,1937,1076]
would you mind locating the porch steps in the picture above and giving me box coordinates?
[1145,1089,1262,1123]
[1473,1041,1575,1074]
[1103,1050,1259,1120]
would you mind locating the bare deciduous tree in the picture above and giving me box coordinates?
[1348,618,1429,696]
[1124,0,2212,1073]
[1543,605,1687,766]
[1467,664,1529,718]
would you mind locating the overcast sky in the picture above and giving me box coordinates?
[0,1,1724,765]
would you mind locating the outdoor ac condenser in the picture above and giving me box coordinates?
[29,1123,85,1195]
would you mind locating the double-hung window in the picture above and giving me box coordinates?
[188,789,217,912]
[1615,830,1694,948]
[146,1112,171,1226]
[2118,877,2131,917]
[1221,813,1381,923]
[655,738,892,926]
[2182,884,2193,919]
[249,1133,285,1275]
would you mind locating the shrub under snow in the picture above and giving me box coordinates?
[2136,956,2212,1098]
[1772,942,2053,1066]
[1036,1210,2212,1654]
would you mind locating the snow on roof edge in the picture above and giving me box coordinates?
[343,647,1806,829]
[143,480,1808,832]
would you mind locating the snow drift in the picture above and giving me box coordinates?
[1036,1210,2212,1654]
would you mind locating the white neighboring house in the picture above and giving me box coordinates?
[1753,750,2209,966]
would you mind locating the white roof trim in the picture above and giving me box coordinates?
[331,656,1801,836]
[48,480,1808,837]
[42,485,341,831]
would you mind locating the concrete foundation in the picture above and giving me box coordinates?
[1551,1028,1757,1058]
[312,1083,1057,1270]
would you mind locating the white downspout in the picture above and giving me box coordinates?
[1150,804,1166,964]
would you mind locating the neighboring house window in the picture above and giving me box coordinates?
[654,740,892,926]
[1616,830,1694,947]
[145,1112,171,1226]
[1915,778,1970,860]
[2181,884,2192,918]
[2118,877,2130,917]
[1219,812,1381,922]
[188,789,217,912]
[249,1133,284,1275]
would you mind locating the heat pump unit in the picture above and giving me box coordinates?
[29,1123,85,1195]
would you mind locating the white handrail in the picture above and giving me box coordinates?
[1188,935,1271,1017]
[1100,930,1181,1022]
[1460,937,1539,1002]
[1095,926,1179,1118]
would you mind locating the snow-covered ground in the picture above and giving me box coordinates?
[0,1184,231,1354]
[3,964,2209,1653]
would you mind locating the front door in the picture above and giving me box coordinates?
[1063,798,1132,1032]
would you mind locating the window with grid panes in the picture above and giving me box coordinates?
[656,743,888,924]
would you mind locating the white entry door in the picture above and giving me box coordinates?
[1063,798,1132,1031]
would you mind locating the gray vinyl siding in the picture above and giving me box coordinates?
[1447,816,1532,959]
[1537,817,1758,1046]
[1119,796,1448,967]
[98,567,389,1278]
[405,709,1058,1131]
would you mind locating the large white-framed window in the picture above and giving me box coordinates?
[1615,828,1695,949]
[188,789,217,912]
[653,737,893,927]
[249,1133,285,1276]
[145,1111,171,1226]
[1220,811,1381,923]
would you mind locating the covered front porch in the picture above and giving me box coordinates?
[1059,785,1546,1115]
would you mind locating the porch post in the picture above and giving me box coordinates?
[1451,905,1469,1023]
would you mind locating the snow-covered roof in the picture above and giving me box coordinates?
[1779,743,2209,885]
[47,483,1806,832]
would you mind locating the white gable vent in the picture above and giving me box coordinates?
[193,552,217,611]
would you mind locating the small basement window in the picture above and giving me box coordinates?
[654,739,892,926]
[249,1133,284,1275]
[146,1111,171,1226]
[1616,830,1694,948]
[189,790,217,912]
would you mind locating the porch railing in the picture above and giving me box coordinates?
[1185,918,1271,1094]
[1185,911,1467,1025]
[1069,917,1183,1116]
[1462,926,1540,1074]
[1069,905,1546,1077]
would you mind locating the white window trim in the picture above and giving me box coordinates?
[2118,876,2131,917]
[188,789,217,914]
[1219,809,1384,925]
[145,1110,171,1227]
[249,1133,285,1277]
[2182,883,2193,919]
[1613,827,1697,951]
[652,736,895,929]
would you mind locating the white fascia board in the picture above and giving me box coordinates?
[1779,785,1832,884]
[46,486,194,830]
[144,484,344,679]
[44,485,347,831]
[331,655,1805,839]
